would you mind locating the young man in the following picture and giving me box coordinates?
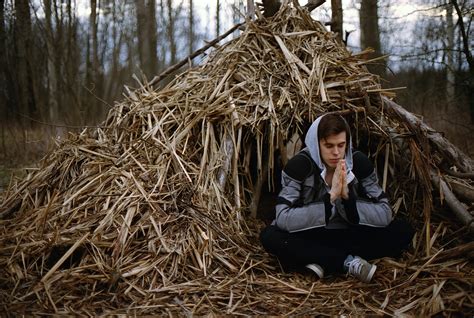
[260,114,414,282]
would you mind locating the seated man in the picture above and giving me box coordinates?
[260,113,414,282]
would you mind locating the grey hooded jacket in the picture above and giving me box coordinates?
[274,116,393,232]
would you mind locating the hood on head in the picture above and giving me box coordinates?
[304,114,355,181]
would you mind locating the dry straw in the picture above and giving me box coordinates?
[1,3,473,316]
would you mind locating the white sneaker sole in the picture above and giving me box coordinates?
[365,264,377,283]
[305,264,324,278]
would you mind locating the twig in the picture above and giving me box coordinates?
[149,22,245,87]
[383,96,474,173]
[304,0,326,12]
[430,170,474,233]
[443,169,474,180]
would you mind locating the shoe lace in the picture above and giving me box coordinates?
[347,258,363,276]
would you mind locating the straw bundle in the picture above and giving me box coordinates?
[1,3,473,315]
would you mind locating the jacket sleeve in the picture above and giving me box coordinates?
[274,154,332,232]
[336,152,392,227]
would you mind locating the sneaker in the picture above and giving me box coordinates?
[305,263,324,278]
[344,255,377,283]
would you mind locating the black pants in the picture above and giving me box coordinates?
[260,220,415,274]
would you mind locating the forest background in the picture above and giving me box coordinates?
[0,0,472,190]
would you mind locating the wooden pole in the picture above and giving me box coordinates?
[430,171,474,233]
[149,22,245,87]
[383,96,474,173]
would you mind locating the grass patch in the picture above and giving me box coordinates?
[0,125,59,193]
[0,164,30,191]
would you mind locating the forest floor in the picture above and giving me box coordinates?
[0,125,52,193]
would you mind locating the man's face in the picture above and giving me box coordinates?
[319,132,346,170]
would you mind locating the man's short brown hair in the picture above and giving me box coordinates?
[317,114,351,145]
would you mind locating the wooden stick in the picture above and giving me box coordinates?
[443,169,474,179]
[383,96,474,173]
[382,143,389,192]
[430,170,474,233]
[149,22,245,87]
[447,180,474,202]
[218,129,235,191]
[41,233,90,283]
[303,0,326,12]
[249,155,269,219]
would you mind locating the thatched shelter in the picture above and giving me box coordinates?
[1,3,473,315]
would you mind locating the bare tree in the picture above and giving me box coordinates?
[86,0,106,122]
[167,0,177,64]
[330,0,343,41]
[136,0,148,76]
[85,0,100,120]
[0,0,7,124]
[0,0,9,156]
[13,0,37,126]
[148,0,158,76]
[44,0,59,126]
[452,0,474,121]
[359,0,385,77]
[136,0,158,79]
[91,0,99,83]
[247,0,255,19]
[189,0,194,57]
[446,0,455,102]
[216,0,221,37]
[104,2,127,102]
[382,0,473,156]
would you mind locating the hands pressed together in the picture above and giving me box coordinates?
[330,160,349,204]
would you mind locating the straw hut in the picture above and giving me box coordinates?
[1,2,473,315]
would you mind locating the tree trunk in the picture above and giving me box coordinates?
[159,0,166,70]
[167,0,177,64]
[147,0,158,76]
[330,0,343,41]
[0,0,6,125]
[91,1,99,81]
[104,3,124,103]
[188,0,194,57]
[44,0,59,127]
[232,0,243,38]
[135,0,149,77]
[14,0,36,126]
[446,0,455,105]
[359,0,385,77]
[87,0,100,121]
[216,0,220,37]
[452,0,474,122]
[136,0,158,79]
[246,0,255,19]
[65,0,82,126]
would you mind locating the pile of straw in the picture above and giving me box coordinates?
[1,3,472,315]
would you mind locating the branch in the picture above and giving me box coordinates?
[452,0,473,70]
[430,171,474,233]
[249,155,269,219]
[383,96,474,173]
[434,241,474,262]
[448,179,474,202]
[256,0,281,17]
[149,22,245,87]
[304,0,326,12]
[443,167,474,179]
